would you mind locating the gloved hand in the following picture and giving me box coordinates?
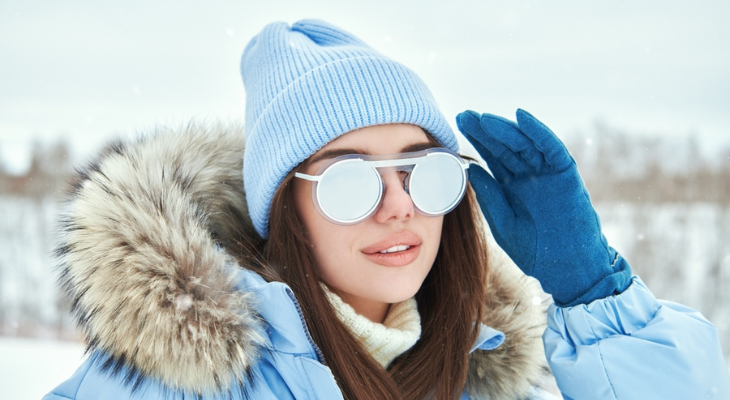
[456,109,632,306]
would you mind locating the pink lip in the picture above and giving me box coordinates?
[361,231,423,267]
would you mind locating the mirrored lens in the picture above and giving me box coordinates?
[409,153,466,215]
[316,160,382,223]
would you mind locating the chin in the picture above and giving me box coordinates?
[378,268,432,303]
[374,283,423,304]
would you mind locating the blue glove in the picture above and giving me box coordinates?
[456,109,632,306]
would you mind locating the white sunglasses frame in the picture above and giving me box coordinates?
[294,147,470,225]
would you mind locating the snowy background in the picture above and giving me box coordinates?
[2,1,729,398]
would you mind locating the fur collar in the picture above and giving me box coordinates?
[56,124,547,399]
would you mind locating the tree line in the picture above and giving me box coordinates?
[1,124,729,203]
[0,140,73,198]
[565,121,730,204]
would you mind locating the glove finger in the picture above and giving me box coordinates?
[515,109,573,171]
[478,113,546,173]
[468,164,517,233]
[457,111,532,178]
[457,111,513,182]
[476,145,514,185]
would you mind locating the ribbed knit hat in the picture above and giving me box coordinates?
[241,19,457,238]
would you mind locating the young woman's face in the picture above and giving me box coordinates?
[292,124,443,322]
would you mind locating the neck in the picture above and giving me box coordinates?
[329,287,390,323]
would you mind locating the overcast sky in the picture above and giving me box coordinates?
[1,0,729,174]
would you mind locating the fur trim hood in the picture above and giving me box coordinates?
[56,124,548,399]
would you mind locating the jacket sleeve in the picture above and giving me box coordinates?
[543,277,730,400]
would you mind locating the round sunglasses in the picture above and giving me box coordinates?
[294,148,470,225]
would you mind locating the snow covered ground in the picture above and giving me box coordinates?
[0,337,86,399]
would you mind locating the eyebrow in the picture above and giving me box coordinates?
[306,142,436,166]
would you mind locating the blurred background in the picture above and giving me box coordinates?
[1,0,729,398]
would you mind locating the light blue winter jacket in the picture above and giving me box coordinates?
[42,128,729,400]
[44,268,510,400]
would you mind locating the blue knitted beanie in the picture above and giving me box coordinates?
[241,19,457,238]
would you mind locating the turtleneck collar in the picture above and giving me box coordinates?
[322,285,421,368]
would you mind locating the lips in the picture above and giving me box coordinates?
[361,231,422,267]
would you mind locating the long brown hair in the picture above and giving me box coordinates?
[252,148,489,399]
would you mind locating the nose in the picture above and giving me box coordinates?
[372,170,415,223]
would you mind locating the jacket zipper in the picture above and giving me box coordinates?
[285,287,327,364]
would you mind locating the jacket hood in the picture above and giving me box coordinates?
[56,123,547,399]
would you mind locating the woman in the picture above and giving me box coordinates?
[44,19,728,400]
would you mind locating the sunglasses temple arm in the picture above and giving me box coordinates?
[465,159,481,169]
[293,172,321,181]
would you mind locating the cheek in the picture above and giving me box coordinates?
[425,216,444,258]
[292,179,354,267]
